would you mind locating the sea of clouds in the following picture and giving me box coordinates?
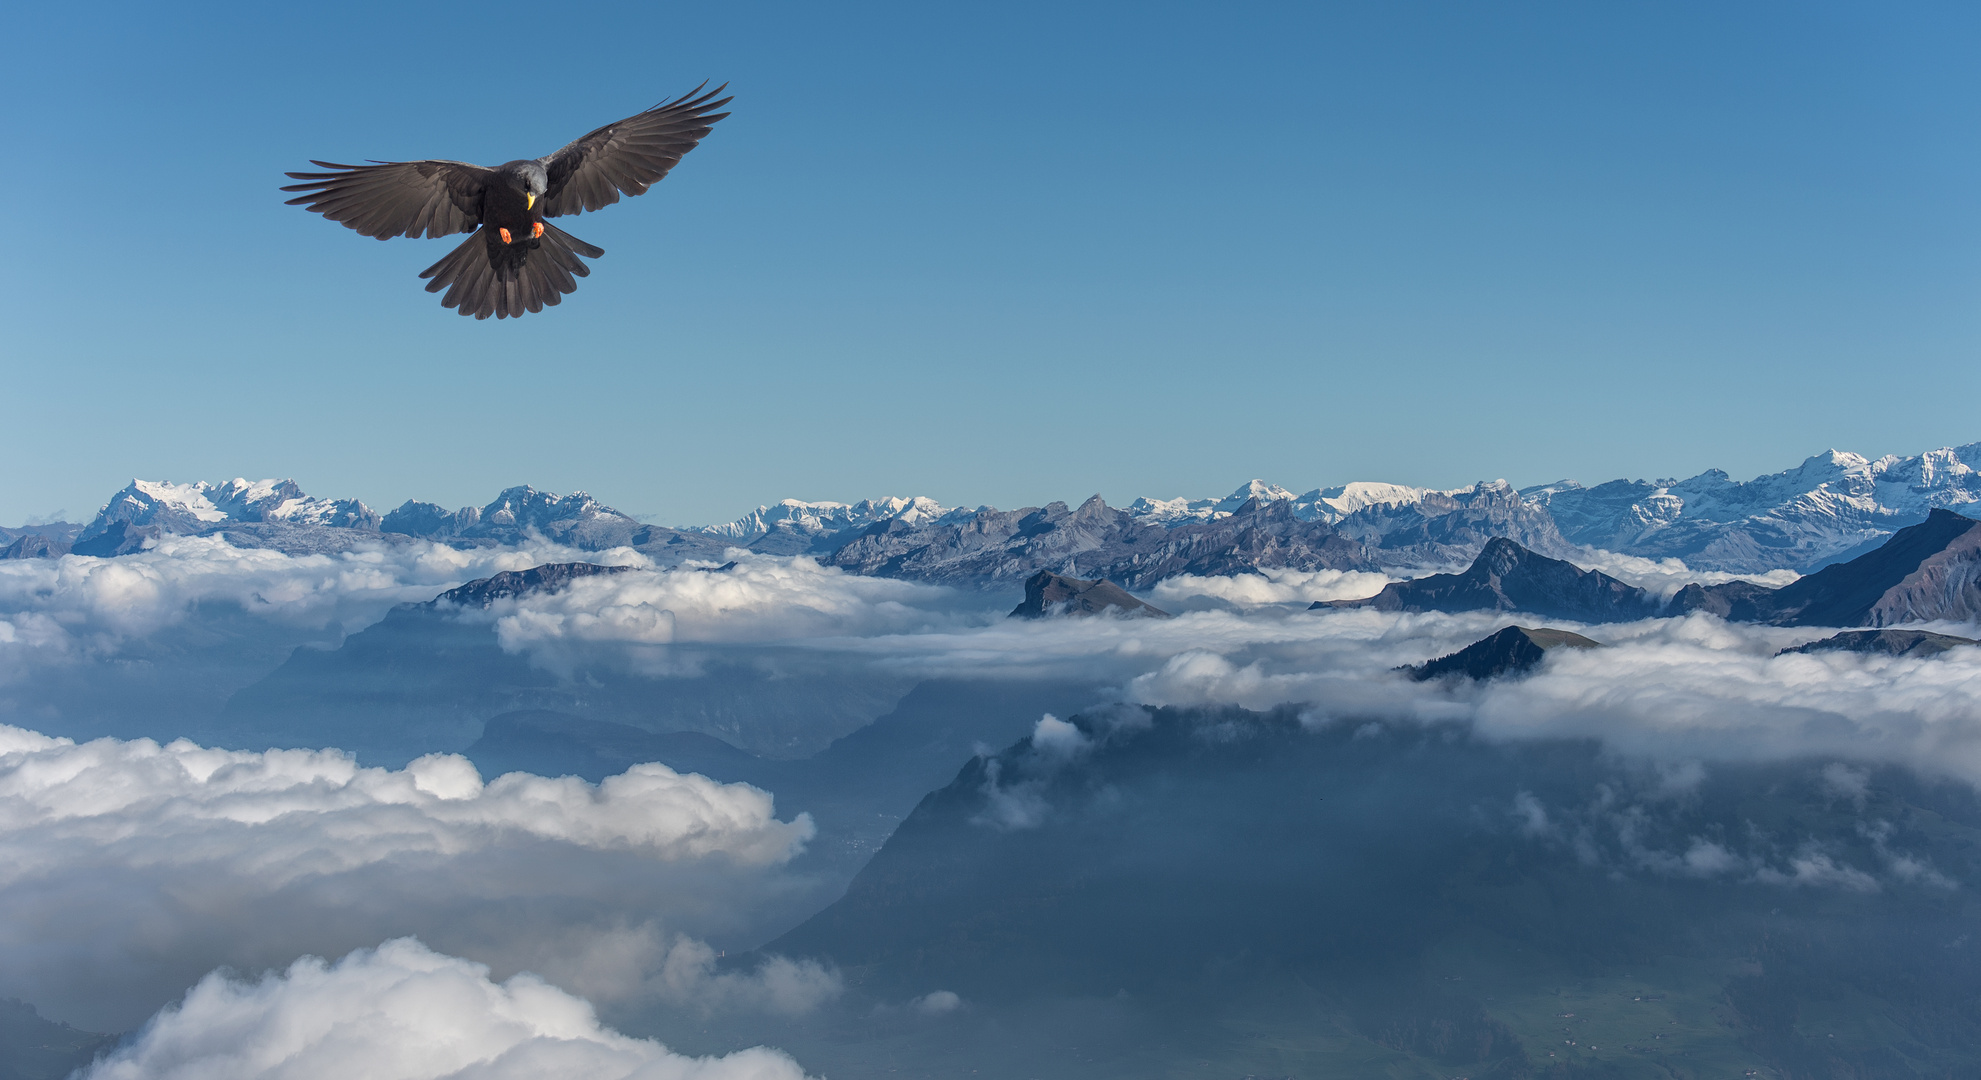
[0,725,832,1034]
[2,540,1977,1075]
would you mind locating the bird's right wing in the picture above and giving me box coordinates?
[281,160,492,239]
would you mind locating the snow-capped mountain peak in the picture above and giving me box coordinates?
[699,496,950,541]
[81,478,379,542]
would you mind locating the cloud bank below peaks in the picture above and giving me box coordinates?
[0,726,816,1030]
[473,554,957,655]
[1126,611,1981,784]
[0,535,639,681]
[83,938,811,1080]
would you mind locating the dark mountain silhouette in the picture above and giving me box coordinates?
[753,703,1981,1079]
[1778,628,1978,659]
[0,996,115,1080]
[1672,509,1981,626]
[428,561,631,609]
[0,534,71,560]
[1403,625,1601,681]
[1008,571,1170,619]
[1317,537,1657,622]
[0,522,81,560]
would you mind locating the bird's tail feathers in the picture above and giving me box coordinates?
[419,223,604,319]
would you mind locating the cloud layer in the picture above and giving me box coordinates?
[83,938,811,1080]
[0,535,632,683]
[0,727,818,1030]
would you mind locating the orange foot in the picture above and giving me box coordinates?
[498,227,513,245]
[531,221,545,239]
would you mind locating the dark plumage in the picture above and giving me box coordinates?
[282,84,730,319]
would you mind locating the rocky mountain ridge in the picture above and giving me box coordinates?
[1332,509,1981,628]
[13,439,1977,578]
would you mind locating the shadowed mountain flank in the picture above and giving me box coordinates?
[823,496,1373,589]
[1779,628,1978,659]
[1009,571,1170,619]
[1404,625,1601,681]
[1317,537,1658,622]
[756,704,1981,1078]
[1673,508,1981,626]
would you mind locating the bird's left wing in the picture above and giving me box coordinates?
[281,160,492,239]
[537,84,732,218]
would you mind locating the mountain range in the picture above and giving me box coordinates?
[7,440,1978,579]
[1329,510,1981,627]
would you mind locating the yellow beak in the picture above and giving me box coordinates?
[526,193,536,210]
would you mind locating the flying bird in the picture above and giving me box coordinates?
[282,84,730,319]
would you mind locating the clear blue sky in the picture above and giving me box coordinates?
[4,1,1979,526]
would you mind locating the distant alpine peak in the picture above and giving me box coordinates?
[698,495,949,541]
[86,478,377,539]
[1129,478,1501,526]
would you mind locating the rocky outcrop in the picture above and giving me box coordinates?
[1333,481,1575,566]
[430,562,634,609]
[825,495,1373,589]
[383,487,730,562]
[1008,571,1170,619]
[1672,509,1981,627]
[1778,629,1978,659]
[0,534,71,559]
[1318,538,1657,623]
[1404,626,1601,681]
[1522,443,1981,573]
[70,520,162,557]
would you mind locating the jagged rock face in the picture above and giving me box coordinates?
[429,562,633,609]
[77,479,379,546]
[698,497,950,545]
[1117,498,1375,587]
[1333,481,1574,566]
[1321,537,1658,623]
[1780,629,1978,659]
[824,496,1373,589]
[380,488,731,562]
[1008,571,1170,619]
[1672,509,1981,627]
[0,534,72,560]
[1405,625,1601,681]
[70,520,161,557]
[1523,444,1981,573]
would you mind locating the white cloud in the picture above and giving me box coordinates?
[0,535,637,683]
[473,555,960,672]
[82,938,812,1080]
[1102,609,1981,785]
[1565,548,1801,601]
[1149,567,1393,608]
[911,990,962,1016]
[0,726,815,1031]
[0,725,810,876]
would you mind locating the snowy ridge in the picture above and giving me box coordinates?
[1129,479,1457,525]
[81,478,379,542]
[1524,443,1981,572]
[39,439,1981,576]
[698,496,949,542]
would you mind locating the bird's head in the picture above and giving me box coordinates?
[499,160,549,210]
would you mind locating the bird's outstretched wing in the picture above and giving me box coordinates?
[537,84,732,218]
[281,160,492,239]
